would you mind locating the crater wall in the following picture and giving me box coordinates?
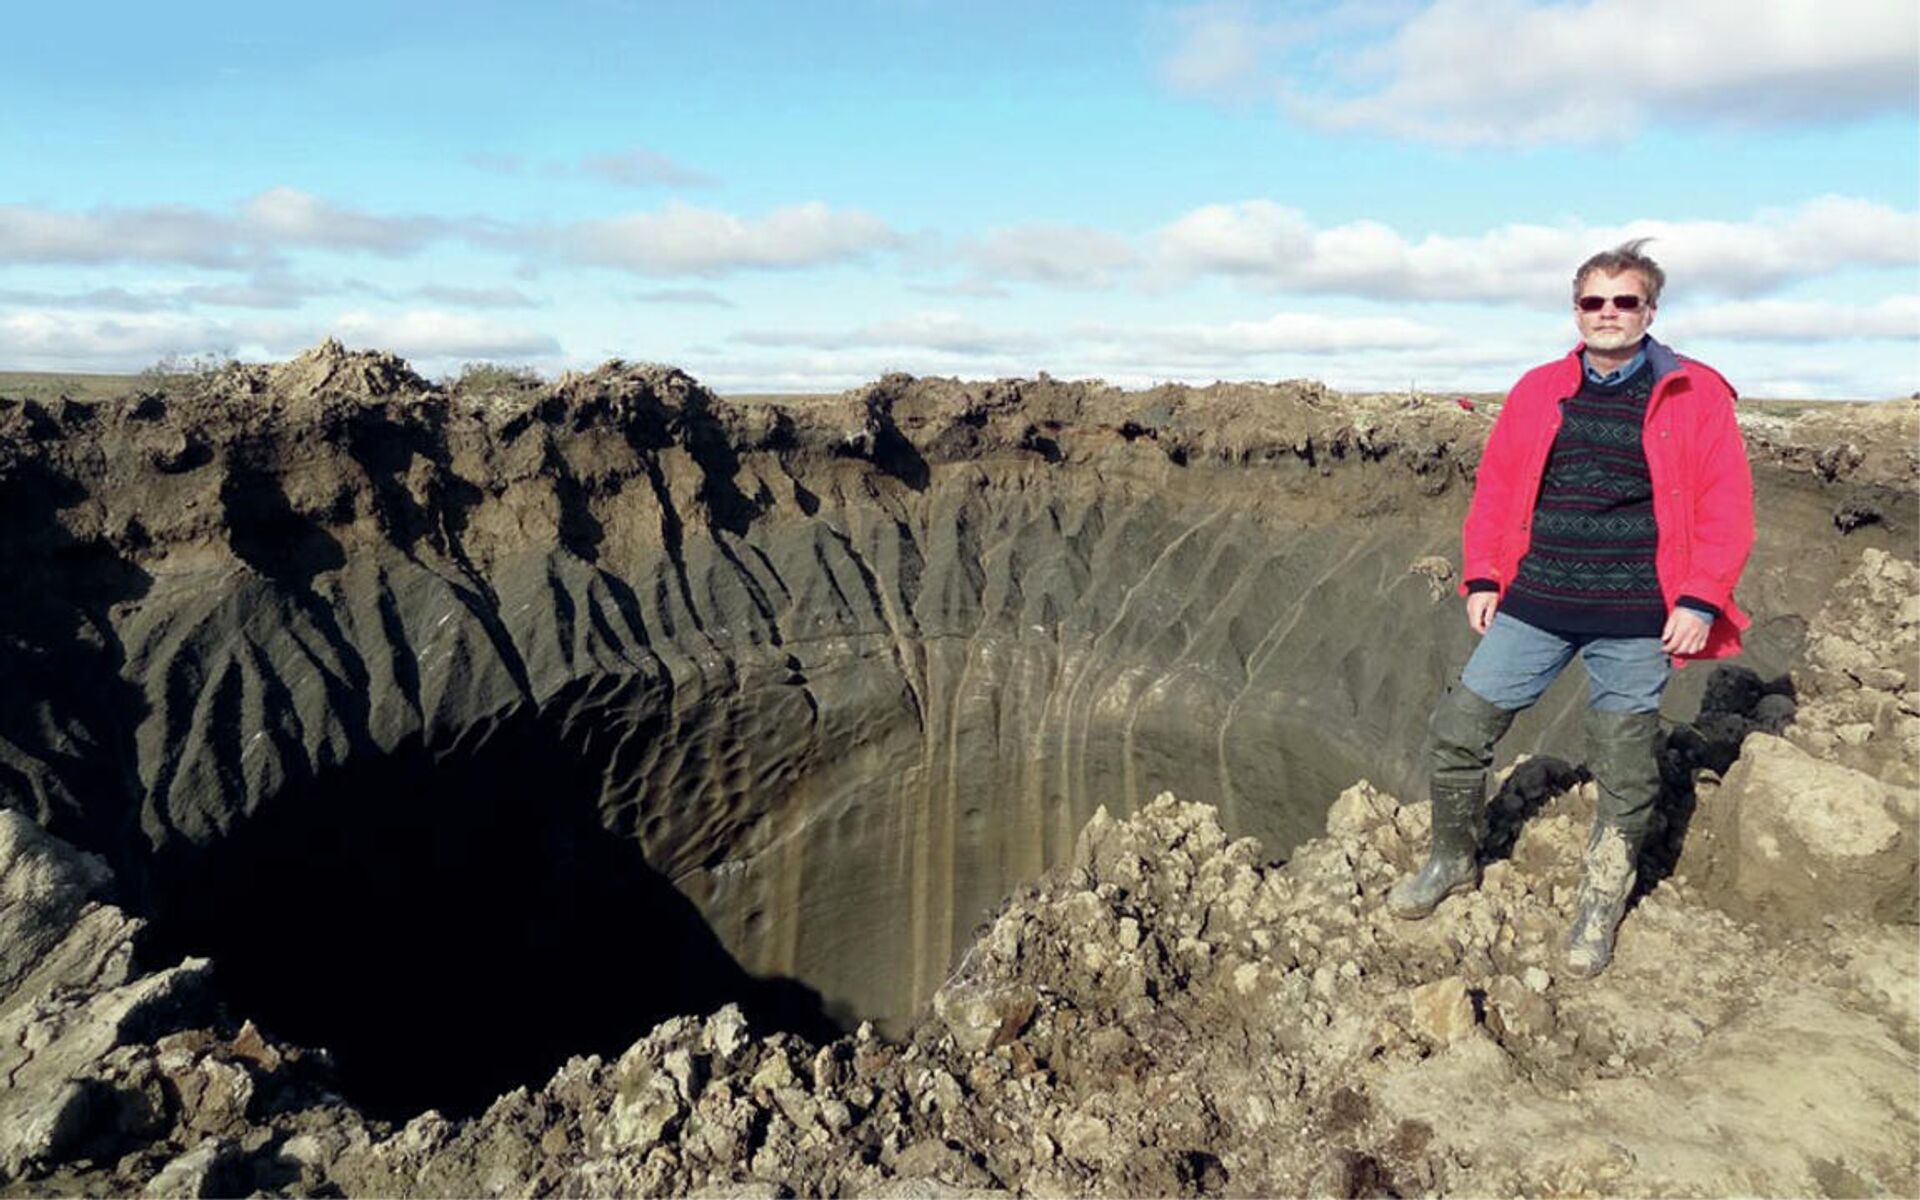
[0,345,1908,1052]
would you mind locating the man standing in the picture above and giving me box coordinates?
[1389,239,1755,978]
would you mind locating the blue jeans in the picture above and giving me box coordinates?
[1461,612,1670,715]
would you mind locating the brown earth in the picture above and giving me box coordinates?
[0,340,1914,1195]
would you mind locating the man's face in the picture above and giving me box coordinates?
[1574,268,1655,352]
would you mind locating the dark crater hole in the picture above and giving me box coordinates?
[136,714,839,1121]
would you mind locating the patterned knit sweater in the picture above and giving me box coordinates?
[1498,358,1667,637]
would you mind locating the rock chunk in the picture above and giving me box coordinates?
[1407,977,1478,1046]
[1682,733,1915,925]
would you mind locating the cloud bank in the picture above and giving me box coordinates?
[0,193,904,284]
[0,308,558,373]
[0,191,461,269]
[1151,196,1919,301]
[1161,0,1919,144]
[1663,296,1920,342]
[560,202,903,277]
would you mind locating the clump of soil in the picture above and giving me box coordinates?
[1786,548,1920,786]
[213,338,434,405]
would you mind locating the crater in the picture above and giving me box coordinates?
[135,716,840,1121]
[1,346,1900,1119]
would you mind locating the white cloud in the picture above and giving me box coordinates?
[632,288,737,308]
[406,284,540,309]
[730,309,1445,380]
[968,223,1138,287]
[562,202,902,276]
[0,311,245,369]
[1663,296,1920,342]
[909,279,1013,300]
[0,286,189,313]
[0,189,472,268]
[688,332,1528,395]
[1735,372,1904,401]
[0,307,559,373]
[1159,2,1271,100]
[1083,340,1543,391]
[1154,196,1920,300]
[1709,338,1915,398]
[580,149,716,189]
[736,312,1046,356]
[0,270,536,313]
[0,203,252,268]
[0,191,899,282]
[1157,0,1917,144]
[681,351,986,395]
[472,148,717,189]
[239,187,452,256]
[699,298,1912,398]
[326,310,559,360]
[177,268,344,310]
[687,330,1912,399]
[1157,1,1415,102]
[1097,310,1445,357]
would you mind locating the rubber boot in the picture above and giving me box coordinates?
[1388,687,1516,920]
[1566,709,1662,977]
[1386,778,1484,918]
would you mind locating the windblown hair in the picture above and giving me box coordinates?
[1574,237,1665,306]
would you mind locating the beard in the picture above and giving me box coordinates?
[1583,325,1643,352]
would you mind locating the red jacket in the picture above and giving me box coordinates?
[1460,338,1755,661]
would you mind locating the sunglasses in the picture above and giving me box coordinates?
[1577,294,1647,312]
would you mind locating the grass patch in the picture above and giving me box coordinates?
[446,361,546,406]
[0,370,138,403]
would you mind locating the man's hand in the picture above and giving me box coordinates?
[1662,607,1711,656]
[1466,591,1498,635]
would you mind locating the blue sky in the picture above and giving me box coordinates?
[3,0,1915,397]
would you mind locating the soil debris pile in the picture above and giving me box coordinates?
[1786,548,1920,785]
[1736,396,1919,492]
[3,773,1913,1196]
[178,338,434,406]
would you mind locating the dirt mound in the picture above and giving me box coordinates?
[248,337,435,405]
[1739,397,1920,493]
[1787,548,1920,786]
